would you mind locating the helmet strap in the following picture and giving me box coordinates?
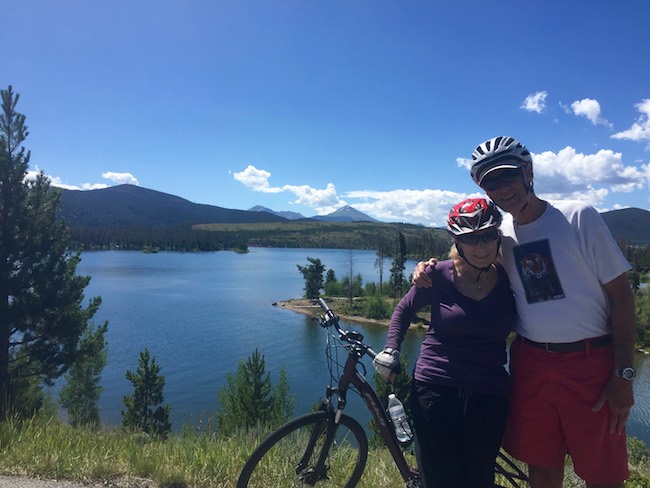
[456,238,502,273]
[514,173,534,225]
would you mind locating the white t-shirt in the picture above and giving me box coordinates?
[499,200,631,343]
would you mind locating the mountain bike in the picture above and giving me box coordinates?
[237,297,529,487]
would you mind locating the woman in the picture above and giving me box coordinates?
[373,197,516,488]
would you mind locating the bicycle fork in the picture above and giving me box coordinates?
[294,396,341,485]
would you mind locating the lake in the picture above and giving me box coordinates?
[68,248,650,446]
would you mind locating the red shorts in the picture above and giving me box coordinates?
[502,338,629,484]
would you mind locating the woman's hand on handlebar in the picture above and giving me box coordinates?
[373,348,401,381]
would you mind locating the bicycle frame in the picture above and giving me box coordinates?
[329,342,420,483]
[318,298,419,484]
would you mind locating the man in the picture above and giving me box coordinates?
[414,136,636,488]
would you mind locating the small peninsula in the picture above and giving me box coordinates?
[274,298,427,330]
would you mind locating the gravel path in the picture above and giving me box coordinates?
[0,477,93,488]
[0,475,156,488]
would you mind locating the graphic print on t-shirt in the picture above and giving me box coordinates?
[513,239,565,304]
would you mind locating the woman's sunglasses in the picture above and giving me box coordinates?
[456,230,500,245]
[480,169,522,191]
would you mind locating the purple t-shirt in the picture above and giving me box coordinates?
[386,259,516,396]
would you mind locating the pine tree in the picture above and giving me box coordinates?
[324,269,339,296]
[271,367,294,425]
[217,348,294,435]
[121,348,171,437]
[296,257,325,299]
[0,86,105,418]
[59,323,108,427]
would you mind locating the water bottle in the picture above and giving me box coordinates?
[387,393,413,444]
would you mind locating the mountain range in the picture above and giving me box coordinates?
[58,184,650,243]
[58,185,378,227]
[248,204,379,222]
[600,207,650,244]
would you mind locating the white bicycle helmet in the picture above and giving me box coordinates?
[470,136,532,185]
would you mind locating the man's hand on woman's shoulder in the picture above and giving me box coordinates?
[412,258,436,288]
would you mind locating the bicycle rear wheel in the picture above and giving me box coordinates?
[237,410,368,488]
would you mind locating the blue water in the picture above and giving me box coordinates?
[71,248,422,430]
[69,248,650,446]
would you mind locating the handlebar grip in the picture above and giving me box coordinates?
[318,297,331,312]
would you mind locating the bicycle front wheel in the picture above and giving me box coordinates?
[237,410,368,488]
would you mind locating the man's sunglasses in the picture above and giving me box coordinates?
[480,169,522,191]
[456,230,500,245]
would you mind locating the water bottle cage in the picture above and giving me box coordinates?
[393,418,413,444]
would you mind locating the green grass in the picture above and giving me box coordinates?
[1,414,650,487]
[0,415,407,487]
[0,415,245,487]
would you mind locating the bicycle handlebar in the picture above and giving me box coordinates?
[317,298,378,359]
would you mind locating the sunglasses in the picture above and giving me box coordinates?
[456,230,500,245]
[480,169,522,191]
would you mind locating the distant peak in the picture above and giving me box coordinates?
[314,205,379,222]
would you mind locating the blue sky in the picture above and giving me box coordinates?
[3,0,649,227]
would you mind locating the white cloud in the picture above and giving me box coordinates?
[29,169,138,191]
[25,169,41,182]
[456,156,472,172]
[232,165,473,225]
[50,177,88,190]
[282,183,343,213]
[235,149,649,226]
[232,165,282,193]
[344,188,475,227]
[521,91,548,114]
[459,146,647,210]
[611,98,650,148]
[24,168,86,190]
[101,172,139,186]
[532,146,644,204]
[570,98,612,127]
[232,164,345,212]
[81,182,110,190]
[541,187,611,209]
[642,162,650,191]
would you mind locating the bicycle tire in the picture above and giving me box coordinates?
[237,410,368,488]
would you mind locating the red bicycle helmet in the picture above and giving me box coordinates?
[447,198,502,236]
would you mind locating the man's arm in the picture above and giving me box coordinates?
[592,272,636,434]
